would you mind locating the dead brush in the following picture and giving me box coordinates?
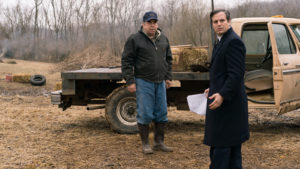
[57,45,121,71]
[6,60,17,64]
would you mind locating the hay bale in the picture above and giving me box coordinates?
[171,45,208,72]
[12,74,32,83]
[54,82,62,90]
[171,45,191,72]
[182,48,208,70]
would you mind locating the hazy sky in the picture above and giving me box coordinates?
[0,0,275,9]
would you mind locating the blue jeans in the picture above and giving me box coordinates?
[135,78,168,125]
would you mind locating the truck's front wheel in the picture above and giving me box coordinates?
[105,86,138,134]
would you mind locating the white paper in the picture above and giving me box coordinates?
[187,93,207,115]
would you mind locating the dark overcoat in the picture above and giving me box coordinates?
[204,28,250,147]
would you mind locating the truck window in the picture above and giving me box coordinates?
[290,24,300,42]
[272,24,296,54]
[242,30,269,55]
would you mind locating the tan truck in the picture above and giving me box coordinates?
[51,16,300,133]
[231,17,300,114]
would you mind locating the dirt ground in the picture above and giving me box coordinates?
[0,59,299,169]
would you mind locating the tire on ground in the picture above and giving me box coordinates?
[105,86,138,134]
[30,74,46,86]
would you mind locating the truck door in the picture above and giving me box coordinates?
[268,22,300,114]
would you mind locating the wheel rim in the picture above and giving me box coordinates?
[116,97,137,126]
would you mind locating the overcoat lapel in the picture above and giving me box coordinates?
[211,40,224,65]
[210,28,234,65]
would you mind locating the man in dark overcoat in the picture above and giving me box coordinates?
[204,9,250,169]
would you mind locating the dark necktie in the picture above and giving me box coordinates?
[214,39,220,47]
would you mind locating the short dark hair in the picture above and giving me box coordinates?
[210,9,230,21]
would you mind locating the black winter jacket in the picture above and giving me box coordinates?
[121,29,172,85]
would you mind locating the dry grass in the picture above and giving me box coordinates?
[57,45,121,71]
[0,59,299,168]
[54,82,62,91]
[12,74,32,83]
[0,96,299,168]
[0,58,61,94]
[6,60,17,64]
[0,58,55,75]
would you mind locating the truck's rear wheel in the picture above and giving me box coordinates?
[105,86,138,134]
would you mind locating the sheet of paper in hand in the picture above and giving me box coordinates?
[187,93,207,115]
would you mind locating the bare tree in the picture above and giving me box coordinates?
[116,0,144,52]
[161,0,178,28]
[50,0,60,60]
[0,0,299,65]
[33,0,42,60]
[75,0,92,48]
[104,0,120,56]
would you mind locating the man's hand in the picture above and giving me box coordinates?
[204,88,209,98]
[165,80,172,89]
[208,93,224,110]
[127,83,136,93]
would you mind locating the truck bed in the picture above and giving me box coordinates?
[61,67,209,80]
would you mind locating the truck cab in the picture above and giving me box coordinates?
[231,17,300,114]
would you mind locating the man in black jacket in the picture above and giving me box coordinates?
[121,11,173,154]
[204,9,249,169]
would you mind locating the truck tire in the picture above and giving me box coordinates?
[105,86,138,134]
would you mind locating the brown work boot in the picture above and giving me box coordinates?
[138,123,153,154]
[153,123,173,152]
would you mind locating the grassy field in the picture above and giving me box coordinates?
[0,59,299,169]
[0,58,60,92]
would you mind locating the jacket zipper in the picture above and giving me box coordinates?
[142,30,162,83]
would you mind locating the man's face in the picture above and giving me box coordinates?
[212,12,231,36]
[142,20,158,37]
